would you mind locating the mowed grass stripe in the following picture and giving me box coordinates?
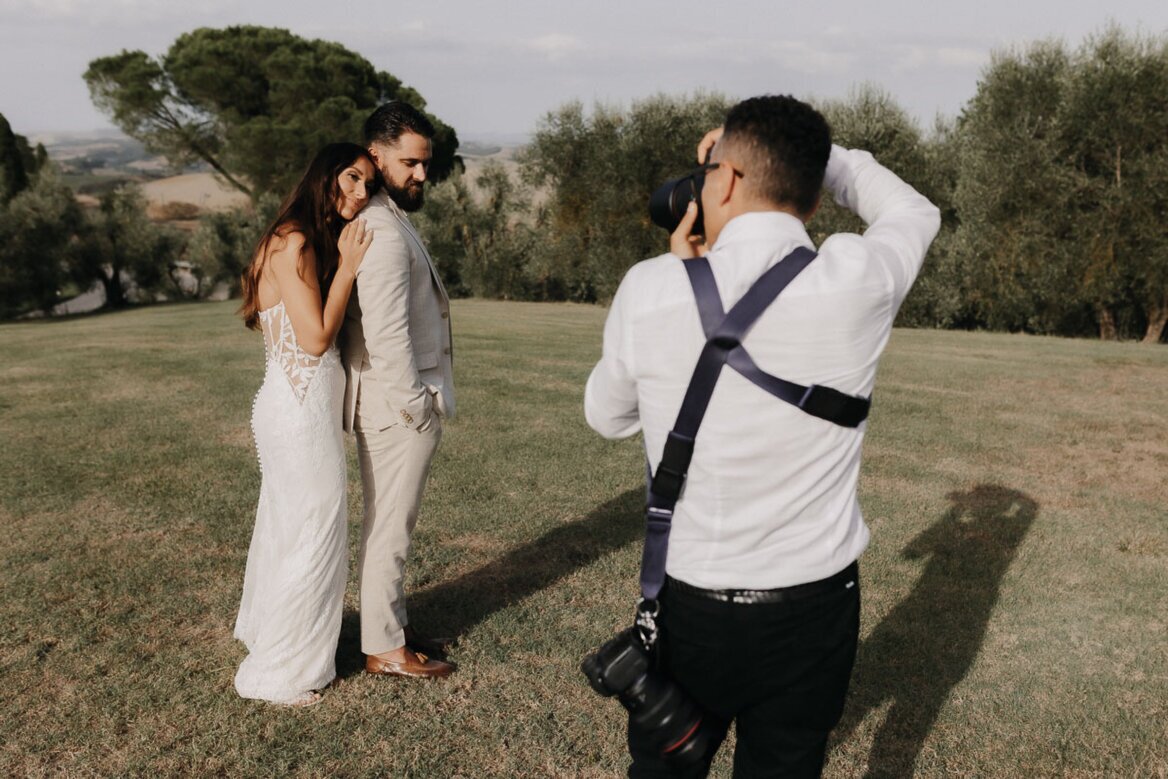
[1,300,1165,777]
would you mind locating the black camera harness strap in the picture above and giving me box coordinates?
[635,246,870,648]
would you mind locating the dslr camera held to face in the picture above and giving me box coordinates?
[648,157,718,235]
[581,627,713,765]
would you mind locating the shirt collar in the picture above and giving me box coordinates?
[709,210,812,252]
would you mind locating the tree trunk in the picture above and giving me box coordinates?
[101,270,124,308]
[161,107,254,198]
[196,149,254,198]
[1143,292,1168,344]
[1096,305,1118,340]
[103,239,126,307]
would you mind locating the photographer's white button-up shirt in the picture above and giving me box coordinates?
[585,146,941,589]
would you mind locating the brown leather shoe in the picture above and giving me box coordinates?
[365,649,456,679]
[404,625,456,658]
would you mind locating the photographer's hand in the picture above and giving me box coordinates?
[670,200,705,259]
[697,127,724,163]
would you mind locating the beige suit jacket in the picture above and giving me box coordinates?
[341,191,455,434]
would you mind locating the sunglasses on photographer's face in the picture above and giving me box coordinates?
[694,160,744,180]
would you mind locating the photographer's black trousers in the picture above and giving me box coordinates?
[628,562,860,779]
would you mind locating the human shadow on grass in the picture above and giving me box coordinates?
[829,484,1038,778]
[335,487,644,678]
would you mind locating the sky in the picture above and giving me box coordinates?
[2,0,1167,143]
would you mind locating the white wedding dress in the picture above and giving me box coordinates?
[234,300,348,704]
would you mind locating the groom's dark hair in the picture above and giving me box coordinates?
[364,101,435,146]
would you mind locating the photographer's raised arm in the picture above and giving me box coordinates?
[824,145,941,297]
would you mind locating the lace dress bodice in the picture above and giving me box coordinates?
[257,300,337,403]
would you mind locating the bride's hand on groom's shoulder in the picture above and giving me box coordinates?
[338,218,373,278]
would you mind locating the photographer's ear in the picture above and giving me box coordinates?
[706,161,736,208]
[698,162,736,249]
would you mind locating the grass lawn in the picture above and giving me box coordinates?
[1,299,1165,777]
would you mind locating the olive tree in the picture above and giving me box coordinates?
[1060,28,1168,343]
[519,93,732,302]
[955,28,1168,341]
[413,163,538,300]
[185,197,279,298]
[0,168,83,318]
[74,185,187,307]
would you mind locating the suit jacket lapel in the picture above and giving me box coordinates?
[385,199,448,302]
[382,193,454,363]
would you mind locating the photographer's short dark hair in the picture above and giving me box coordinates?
[364,101,435,146]
[723,95,831,216]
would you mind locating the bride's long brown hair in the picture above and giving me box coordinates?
[240,142,380,330]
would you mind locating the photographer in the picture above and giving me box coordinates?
[584,95,940,777]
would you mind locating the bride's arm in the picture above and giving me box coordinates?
[267,223,371,357]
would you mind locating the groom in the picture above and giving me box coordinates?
[341,101,456,678]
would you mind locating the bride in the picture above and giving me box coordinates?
[233,143,377,706]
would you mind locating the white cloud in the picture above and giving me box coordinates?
[936,46,990,68]
[761,40,855,74]
[0,0,84,16]
[665,35,855,75]
[526,33,584,60]
[0,0,234,24]
[892,44,989,73]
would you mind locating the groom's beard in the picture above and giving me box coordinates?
[386,178,425,212]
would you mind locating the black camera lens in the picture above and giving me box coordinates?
[624,670,713,763]
[648,173,706,236]
[581,628,714,765]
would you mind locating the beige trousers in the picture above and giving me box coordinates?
[354,416,442,655]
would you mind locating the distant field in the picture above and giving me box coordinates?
[140,172,250,216]
[0,301,1165,777]
[136,149,523,216]
[57,142,527,218]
